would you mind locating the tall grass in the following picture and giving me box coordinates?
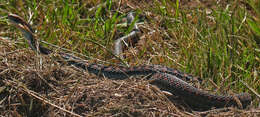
[1,0,259,106]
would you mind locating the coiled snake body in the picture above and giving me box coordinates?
[8,14,251,110]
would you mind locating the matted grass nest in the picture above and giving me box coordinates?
[0,0,260,116]
[0,38,259,117]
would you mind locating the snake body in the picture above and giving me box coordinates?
[8,14,252,110]
[68,59,196,81]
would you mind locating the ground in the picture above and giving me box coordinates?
[0,0,259,116]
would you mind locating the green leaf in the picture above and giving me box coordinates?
[247,19,260,36]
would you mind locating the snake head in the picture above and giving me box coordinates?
[8,13,37,51]
[8,14,34,32]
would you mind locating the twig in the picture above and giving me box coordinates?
[35,72,61,94]
[84,38,129,67]
[19,84,82,117]
[240,80,260,99]
[195,107,231,115]
[3,79,82,117]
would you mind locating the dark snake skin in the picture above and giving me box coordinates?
[8,14,252,110]
[151,73,251,109]
[67,58,197,81]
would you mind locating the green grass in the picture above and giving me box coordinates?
[0,0,259,115]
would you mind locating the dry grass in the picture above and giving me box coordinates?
[0,40,259,117]
[0,0,259,116]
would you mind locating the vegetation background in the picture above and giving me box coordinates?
[0,0,259,116]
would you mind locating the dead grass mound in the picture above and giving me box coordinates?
[0,39,259,117]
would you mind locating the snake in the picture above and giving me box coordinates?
[7,13,252,110]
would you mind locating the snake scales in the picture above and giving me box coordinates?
[8,13,251,110]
